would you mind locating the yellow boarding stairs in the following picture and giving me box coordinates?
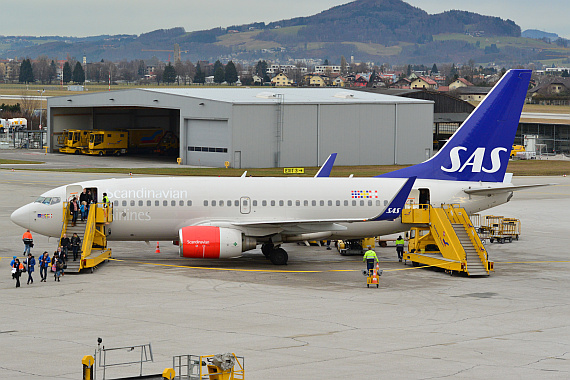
[59,202,113,272]
[401,204,493,276]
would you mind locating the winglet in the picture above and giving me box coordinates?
[314,153,337,178]
[369,177,416,221]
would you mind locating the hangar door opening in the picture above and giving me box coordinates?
[185,119,230,167]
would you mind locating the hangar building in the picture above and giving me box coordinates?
[47,88,433,168]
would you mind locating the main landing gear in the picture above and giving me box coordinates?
[261,243,288,265]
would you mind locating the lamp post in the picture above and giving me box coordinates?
[37,89,45,130]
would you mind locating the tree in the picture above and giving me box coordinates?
[72,61,85,84]
[62,62,72,83]
[33,56,50,84]
[19,59,34,84]
[324,59,329,66]
[184,60,196,84]
[48,60,57,84]
[163,62,176,84]
[137,60,147,78]
[224,61,238,84]
[254,60,268,81]
[340,55,348,75]
[194,63,205,84]
[213,60,225,84]
[174,60,186,85]
[431,63,438,74]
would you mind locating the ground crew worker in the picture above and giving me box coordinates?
[22,230,33,255]
[102,193,109,204]
[395,235,405,262]
[363,246,378,272]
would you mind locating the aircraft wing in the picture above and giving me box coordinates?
[463,183,553,196]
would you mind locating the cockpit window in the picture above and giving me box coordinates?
[34,197,61,205]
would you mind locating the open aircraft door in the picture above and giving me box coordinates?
[66,185,83,201]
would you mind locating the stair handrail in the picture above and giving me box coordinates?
[429,205,466,262]
[80,203,98,266]
[451,205,489,269]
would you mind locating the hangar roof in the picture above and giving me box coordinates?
[140,88,430,105]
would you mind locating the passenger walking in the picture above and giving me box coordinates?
[70,197,79,226]
[60,233,70,258]
[363,246,378,272]
[22,229,33,255]
[25,253,35,285]
[12,258,23,287]
[395,236,405,262]
[80,201,88,221]
[56,246,67,275]
[38,251,50,282]
[52,253,62,282]
[79,188,90,206]
[71,233,81,261]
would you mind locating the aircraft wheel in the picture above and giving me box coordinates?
[261,243,273,258]
[98,151,104,156]
[269,248,288,265]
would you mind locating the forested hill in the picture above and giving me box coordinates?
[0,0,533,64]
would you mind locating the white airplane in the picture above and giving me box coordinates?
[11,69,542,265]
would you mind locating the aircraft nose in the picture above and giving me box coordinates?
[11,203,32,229]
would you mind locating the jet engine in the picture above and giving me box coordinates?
[178,226,256,259]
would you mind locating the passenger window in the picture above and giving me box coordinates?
[234,200,239,206]
[227,200,231,206]
[163,200,168,206]
[320,200,324,206]
[122,200,127,206]
[344,200,348,206]
[180,200,184,206]
[287,200,292,206]
[243,200,248,206]
[376,200,381,206]
[219,200,224,207]
[312,200,316,206]
[139,200,143,206]
[279,200,284,206]
[304,200,308,206]
[360,200,364,206]
[296,200,300,206]
[384,200,388,206]
[328,200,332,206]
[368,200,372,206]
[147,200,151,206]
[212,200,217,206]
[114,200,119,206]
[252,200,257,206]
[271,200,275,206]
[155,200,160,206]
[187,200,192,206]
[352,200,356,206]
[130,200,135,206]
[336,200,340,206]
[262,200,267,206]
[204,200,208,206]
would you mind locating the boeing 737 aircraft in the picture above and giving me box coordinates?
[11,69,540,265]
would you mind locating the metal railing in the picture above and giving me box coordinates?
[94,342,153,380]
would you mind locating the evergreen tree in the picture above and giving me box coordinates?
[163,62,176,84]
[224,61,238,84]
[431,63,438,74]
[72,61,85,84]
[18,59,34,84]
[254,60,268,80]
[62,62,72,83]
[48,60,57,84]
[324,59,329,66]
[194,63,205,84]
[213,60,225,83]
[137,60,146,77]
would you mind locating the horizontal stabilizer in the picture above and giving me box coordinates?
[463,183,553,196]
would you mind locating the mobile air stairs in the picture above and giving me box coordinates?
[401,204,493,276]
[59,202,113,273]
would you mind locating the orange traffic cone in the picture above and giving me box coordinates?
[155,242,160,253]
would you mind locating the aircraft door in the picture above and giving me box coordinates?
[408,189,419,206]
[419,188,430,208]
[240,197,251,214]
[66,185,83,201]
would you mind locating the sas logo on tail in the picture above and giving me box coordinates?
[441,147,507,173]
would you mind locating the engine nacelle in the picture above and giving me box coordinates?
[178,226,256,259]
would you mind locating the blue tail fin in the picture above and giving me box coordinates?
[378,69,531,182]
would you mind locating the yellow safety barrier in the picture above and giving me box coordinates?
[82,355,94,380]
[162,368,176,380]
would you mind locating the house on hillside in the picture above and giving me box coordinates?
[353,74,370,87]
[527,77,570,105]
[449,77,474,91]
[411,76,437,90]
[390,77,411,89]
[307,75,327,87]
[454,86,490,102]
[332,76,347,87]
[271,73,292,86]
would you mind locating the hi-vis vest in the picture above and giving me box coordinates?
[363,250,378,261]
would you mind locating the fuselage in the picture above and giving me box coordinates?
[11,176,512,242]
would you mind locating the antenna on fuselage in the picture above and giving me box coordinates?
[241,171,247,177]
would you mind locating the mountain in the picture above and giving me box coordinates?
[1,0,559,65]
[522,29,559,41]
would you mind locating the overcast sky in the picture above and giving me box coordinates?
[1,0,568,39]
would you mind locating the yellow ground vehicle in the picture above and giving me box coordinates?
[84,129,165,156]
[58,129,91,154]
[510,144,525,158]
